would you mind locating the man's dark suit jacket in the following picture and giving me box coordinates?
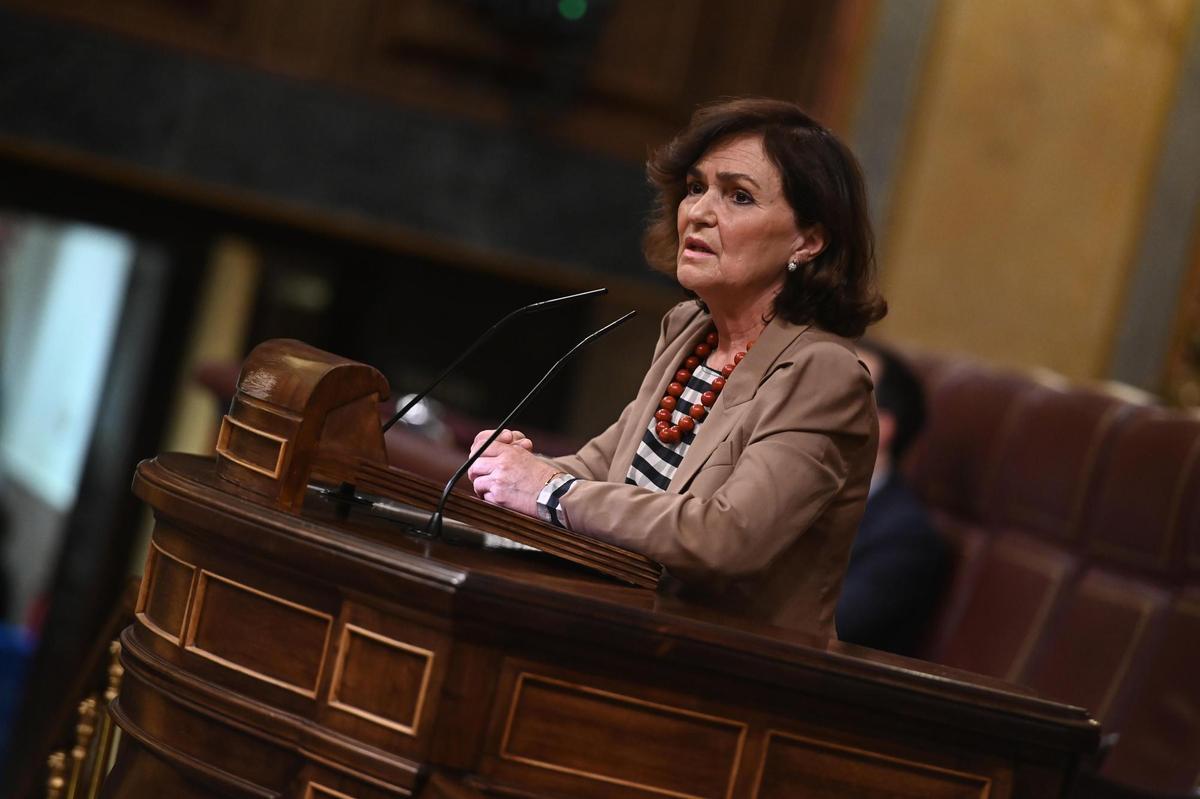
[836,473,948,656]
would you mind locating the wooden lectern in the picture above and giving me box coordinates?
[106,341,1099,798]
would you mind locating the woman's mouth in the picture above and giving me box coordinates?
[683,237,715,257]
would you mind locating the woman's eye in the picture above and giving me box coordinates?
[686,181,705,196]
[732,189,754,204]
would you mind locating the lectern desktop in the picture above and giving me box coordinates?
[104,340,1098,798]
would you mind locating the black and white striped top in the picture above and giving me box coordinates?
[624,361,724,491]
[537,361,724,527]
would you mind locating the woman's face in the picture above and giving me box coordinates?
[675,133,806,311]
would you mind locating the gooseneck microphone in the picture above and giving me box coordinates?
[425,309,637,538]
[381,288,608,433]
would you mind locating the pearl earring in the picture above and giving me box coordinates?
[786,258,799,273]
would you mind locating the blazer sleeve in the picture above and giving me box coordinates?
[557,340,875,584]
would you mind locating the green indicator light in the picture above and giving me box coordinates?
[558,0,587,21]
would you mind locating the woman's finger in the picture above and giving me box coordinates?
[472,428,523,455]
[504,429,535,451]
[467,455,497,482]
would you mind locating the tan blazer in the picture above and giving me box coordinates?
[547,301,877,638]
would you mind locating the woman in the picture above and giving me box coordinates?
[467,98,886,637]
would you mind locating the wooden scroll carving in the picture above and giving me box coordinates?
[215,339,389,511]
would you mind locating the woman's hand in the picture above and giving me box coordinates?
[467,429,556,517]
[470,428,534,455]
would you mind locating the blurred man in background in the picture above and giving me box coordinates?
[837,342,948,656]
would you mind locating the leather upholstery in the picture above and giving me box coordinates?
[1097,588,1200,790]
[907,364,1034,520]
[1021,568,1169,725]
[935,530,1077,680]
[905,353,1200,793]
[1080,409,1200,577]
[983,385,1129,541]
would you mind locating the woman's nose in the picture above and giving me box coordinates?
[686,189,717,225]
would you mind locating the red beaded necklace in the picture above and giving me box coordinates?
[653,327,752,444]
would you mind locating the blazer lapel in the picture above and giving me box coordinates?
[605,307,711,482]
[670,316,812,491]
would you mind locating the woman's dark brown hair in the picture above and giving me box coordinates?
[644,97,886,338]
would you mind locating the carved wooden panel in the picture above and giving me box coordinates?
[328,624,434,736]
[185,570,333,697]
[300,778,412,799]
[216,414,288,478]
[114,665,300,797]
[216,394,304,500]
[295,750,419,798]
[498,672,746,799]
[306,783,359,799]
[137,542,196,644]
[227,394,303,438]
[752,730,992,799]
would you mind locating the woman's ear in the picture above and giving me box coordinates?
[792,224,827,263]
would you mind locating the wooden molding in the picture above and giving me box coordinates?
[305,782,360,799]
[327,624,435,737]
[135,541,198,646]
[183,570,334,698]
[499,671,746,799]
[751,729,992,799]
[215,414,290,480]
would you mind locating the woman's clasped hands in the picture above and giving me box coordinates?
[466,429,558,517]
